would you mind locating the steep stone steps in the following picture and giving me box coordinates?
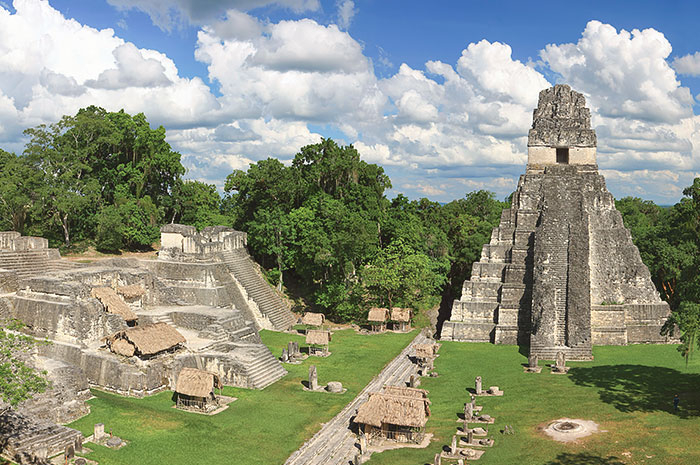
[220,249,296,331]
[242,344,288,389]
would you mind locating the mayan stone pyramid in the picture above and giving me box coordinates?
[440,84,671,360]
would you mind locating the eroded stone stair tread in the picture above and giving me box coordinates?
[220,249,296,331]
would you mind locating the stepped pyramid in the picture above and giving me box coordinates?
[440,84,671,360]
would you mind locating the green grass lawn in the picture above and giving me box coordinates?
[366,342,700,465]
[67,332,700,465]
[68,329,415,465]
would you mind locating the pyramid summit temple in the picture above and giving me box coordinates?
[440,84,672,360]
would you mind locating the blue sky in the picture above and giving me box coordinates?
[1,0,699,203]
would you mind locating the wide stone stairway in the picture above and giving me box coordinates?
[284,332,430,465]
[0,249,77,280]
[220,249,297,331]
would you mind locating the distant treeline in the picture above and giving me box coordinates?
[1,107,698,351]
[0,107,506,321]
[615,189,700,361]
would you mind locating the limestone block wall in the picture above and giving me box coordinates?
[0,268,18,292]
[159,224,247,261]
[0,231,20,248]
[146,260,231,307]
[528,146,597,166]
[38,342,171,397]
[9,291,127,346]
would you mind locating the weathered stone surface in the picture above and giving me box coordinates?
[440,85,672,359]
[528,85,597,148]
[326,381,343,393]
[309,365,318,390]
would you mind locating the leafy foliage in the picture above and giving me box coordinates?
[224,139,501,322]
[619,178,700,363]
[0,320,49,408]
[0,106,188,250]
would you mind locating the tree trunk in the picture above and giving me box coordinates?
[276,228,283,291]
[61,213,70,247]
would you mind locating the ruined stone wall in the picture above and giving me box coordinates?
[9,291,126,346]
[38,341,171,397]
[0,268,18,292]
[159,224,247,261]
[144,260,232,307]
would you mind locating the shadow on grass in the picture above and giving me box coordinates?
[544,452,625,465]
[568,364,700,417]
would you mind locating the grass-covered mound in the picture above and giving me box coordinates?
[367,342,700,465]
[68,329,415,465]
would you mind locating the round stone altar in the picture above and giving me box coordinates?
[543,418,599,442]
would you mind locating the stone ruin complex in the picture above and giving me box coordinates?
[0,225,298,461]
[441,84,672,360]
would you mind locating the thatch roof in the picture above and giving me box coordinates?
[414,344,435,359]
[381,385,429,399]
[367,307,389,322]
[390,307,411,322]
[110,338,135,357]
[117,284,146,299]
[91,287,138,322]
[306,329,331,346]
[302,312,325,327]
[107,322,185,356]
[175,367,222,398]
[355,389,431,428]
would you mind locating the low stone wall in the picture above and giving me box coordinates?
[0,268,17,292]
[9,291,127,346]
[159,224,247,261]
[39,341,171,397]
[0,231,48,251]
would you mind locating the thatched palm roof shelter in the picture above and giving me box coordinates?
[117,284,146,299]
[390,308,411,322]
[414,344,436,360]
[306,329,331,346]
[355,386,431,429]
[106,322,185,357]
[302,312,325,327]
[381,385,429,399]
[175,368,222,398]
[368,308,389,322]
[91,286,138,322]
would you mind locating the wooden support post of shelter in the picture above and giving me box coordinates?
[390,308,412,332]
[367,307,389,333]
[354,385,431,445]
[305,329,331,356]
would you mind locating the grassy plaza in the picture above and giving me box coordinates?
[64,329,700,465]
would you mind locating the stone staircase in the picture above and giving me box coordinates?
[0,409,82,464]
[220,249,296,331]
[0,249,78,280]
[242,344,289,389]
[199,341,287,389]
